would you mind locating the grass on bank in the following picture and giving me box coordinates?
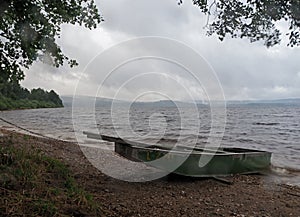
[0,135,102,216]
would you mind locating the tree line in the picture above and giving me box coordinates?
[0,80,63,110]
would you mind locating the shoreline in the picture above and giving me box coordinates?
[0,128,299,216]
[0,105,64,112]
[1,106,300,177]
[1,120,300,186]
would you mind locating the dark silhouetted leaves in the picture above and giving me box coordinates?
[0,0,102,83]
[189,0,300,47]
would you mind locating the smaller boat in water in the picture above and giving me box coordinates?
[83,132,272,177]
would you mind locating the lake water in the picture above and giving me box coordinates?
[1,104,300,184]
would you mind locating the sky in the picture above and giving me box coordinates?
[21,0,300,101]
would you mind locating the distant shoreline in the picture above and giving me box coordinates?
[61,95,300,107]
[0,105,64,112]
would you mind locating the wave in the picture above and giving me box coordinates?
[270,165,300,175]
[253,122,280,126]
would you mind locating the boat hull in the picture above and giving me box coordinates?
[115,142,272,177]
[82,132,272,177]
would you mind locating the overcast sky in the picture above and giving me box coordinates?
[21,0,300,101]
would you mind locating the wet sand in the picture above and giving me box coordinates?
[0,128,299,216]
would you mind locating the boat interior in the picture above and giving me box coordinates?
[83,132,269,154]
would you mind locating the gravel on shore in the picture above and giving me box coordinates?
[1,128,299,217]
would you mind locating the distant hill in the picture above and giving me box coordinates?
[61,96,197,107]
[227,98,300,105]
[61,95,127,107]
[62,95,300,108]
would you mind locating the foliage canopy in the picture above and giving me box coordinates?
[0,86,63,110]
[0,0,102,83]
[185,0,300,47]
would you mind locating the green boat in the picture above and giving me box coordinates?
[83,132,272,177]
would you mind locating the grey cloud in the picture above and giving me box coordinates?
[98,0,192,37]
[23,0,300,101]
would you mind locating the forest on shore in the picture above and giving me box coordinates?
[0,81,63,110]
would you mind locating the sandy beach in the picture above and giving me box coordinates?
[1,128,299,217]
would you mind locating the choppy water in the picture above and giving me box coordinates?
[1,104,300,184]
